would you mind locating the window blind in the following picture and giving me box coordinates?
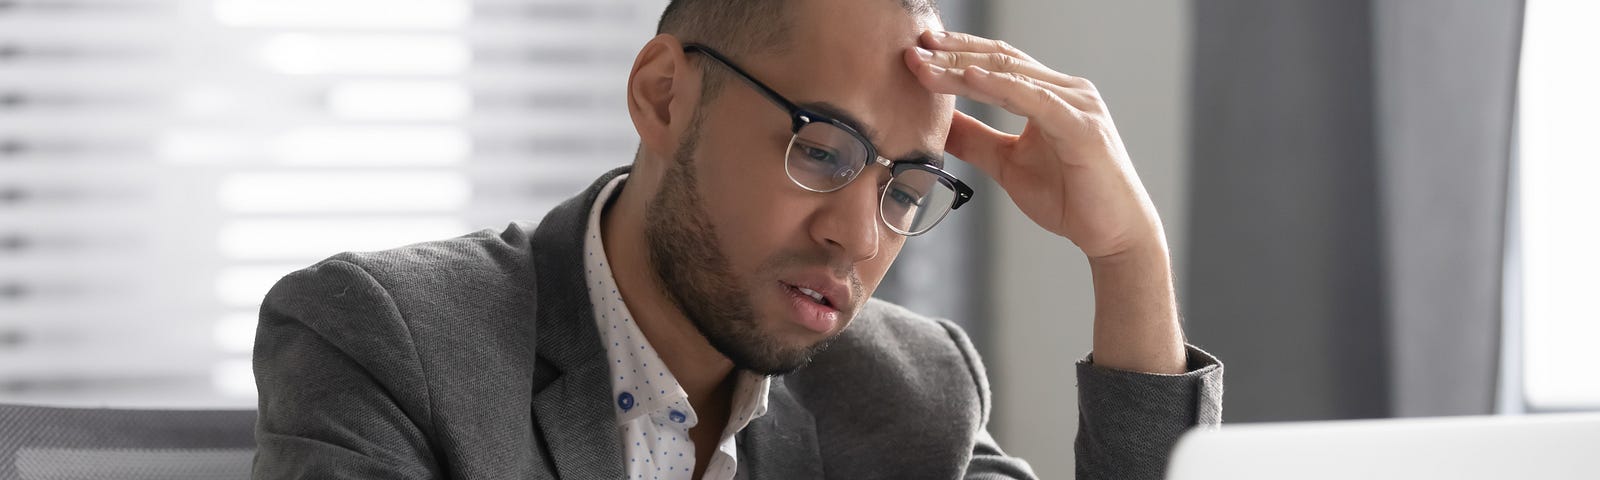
[0,0,666,408]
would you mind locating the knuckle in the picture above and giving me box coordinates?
[1081,96,1107,114]
[1002,70,1029,85]
[1072,110,1104,137]
[1087,115,1113,136]
[994,39,1018,54]
[1034,83,1062,107]
[947,51,974,68]
[1072,86,1104,103]
[993,53,1020,71]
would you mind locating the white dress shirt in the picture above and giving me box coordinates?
[583,174,771,480]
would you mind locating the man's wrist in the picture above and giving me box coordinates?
[1085,237,1187,374]
[1085,233,1169,270]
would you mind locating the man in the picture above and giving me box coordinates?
[251,0,1223,478]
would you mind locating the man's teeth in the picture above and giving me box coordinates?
[797,287,827,305]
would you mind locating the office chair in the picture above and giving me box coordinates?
[0,403,256,480]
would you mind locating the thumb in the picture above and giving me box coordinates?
[945,109,1014,180]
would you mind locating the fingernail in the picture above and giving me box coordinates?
[929,64,947,75]
[932,31,949,39]
[970,66,990,76]
[914,46,933,60]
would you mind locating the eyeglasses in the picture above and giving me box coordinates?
[683,43,974,236]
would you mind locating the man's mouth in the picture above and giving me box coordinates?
[793,285,832,307]
[779,281,843,334]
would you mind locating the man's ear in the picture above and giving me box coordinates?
[627,34,697,162]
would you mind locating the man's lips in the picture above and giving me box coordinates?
[780,282,839,334]
[779,274,851,314]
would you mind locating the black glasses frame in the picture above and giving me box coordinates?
[682,43,974,214]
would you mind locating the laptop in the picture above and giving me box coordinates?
[1167,412,1600,480]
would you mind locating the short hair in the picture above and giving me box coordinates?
[657,0,941,102]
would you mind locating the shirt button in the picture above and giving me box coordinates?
[617,392,635,412]
[669,410,687,423]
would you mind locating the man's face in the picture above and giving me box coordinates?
[645,0,954,376]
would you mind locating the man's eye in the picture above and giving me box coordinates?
[887,186,923,208]
[797,143,840,166]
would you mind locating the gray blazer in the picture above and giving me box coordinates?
[252,166,1223,480]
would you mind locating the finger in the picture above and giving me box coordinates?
[1050,83,1106,114]
[913,47,1087,90]
[945,109,1015,179]
[970,66,1077,124]
[920,30,1037,63]
[907,47,1103,114]
[905,50,1010,102]
[944,65,1078,135]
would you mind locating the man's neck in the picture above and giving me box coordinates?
[599,178,737,410]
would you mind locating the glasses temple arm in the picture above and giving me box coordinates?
[682,44,804,116]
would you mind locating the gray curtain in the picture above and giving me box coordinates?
[1371,0,1524,417]
[1185,0,1523,422]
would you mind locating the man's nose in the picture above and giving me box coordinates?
[809,176,882,264]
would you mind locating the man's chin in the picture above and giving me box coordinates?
[709,317,841,376]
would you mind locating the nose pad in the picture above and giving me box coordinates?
[835,167,856,183]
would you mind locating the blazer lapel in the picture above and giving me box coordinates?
[526,166,633,479]
[735,377,823,479]
[530,359,620,480]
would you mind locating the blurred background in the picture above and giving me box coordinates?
[0,0,1593,478]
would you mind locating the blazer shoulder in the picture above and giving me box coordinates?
[261,222,542,380]
[322,221,538,284]
[857,299,990,407]
[837,298,974,360]
[264,221,539,322]
[779,299,994,475]
[788,298,991,421]
[254,223,545,478]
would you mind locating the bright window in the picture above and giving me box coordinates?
[1515,0,1600,411]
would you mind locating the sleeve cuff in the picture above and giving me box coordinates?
[1075,343,1223,427]
[1073,344,1225,479]
[1078,343,1223,377]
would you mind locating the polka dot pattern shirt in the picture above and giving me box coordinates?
[583,174,771,480]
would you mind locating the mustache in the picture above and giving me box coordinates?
[761,250,866,304]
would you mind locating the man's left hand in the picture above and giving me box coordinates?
[907,30,1187,374]
[906,30,1166,261]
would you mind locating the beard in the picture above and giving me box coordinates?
[643,117,845,377]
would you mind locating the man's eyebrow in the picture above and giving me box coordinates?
[799,101,944,169]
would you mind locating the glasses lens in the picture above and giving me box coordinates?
[880,167,958,235]
[786,122,870,192]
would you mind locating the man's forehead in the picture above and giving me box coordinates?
[768,3,952,167]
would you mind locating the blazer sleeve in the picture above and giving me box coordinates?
[1074,345,1224,480]
[946,312,1223,480]
[252,257,442,479]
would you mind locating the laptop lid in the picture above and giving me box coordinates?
[1167,413,1600,480]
